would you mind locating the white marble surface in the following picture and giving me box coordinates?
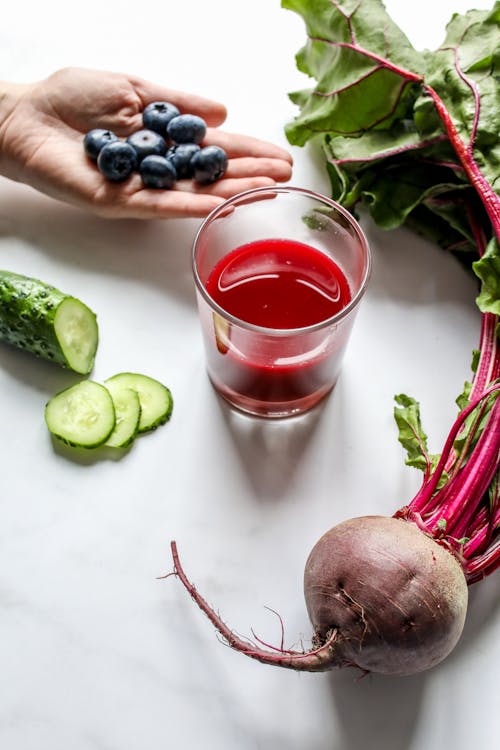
[0,1,498,749]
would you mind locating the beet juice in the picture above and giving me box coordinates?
[206,238,351,328]
[201,237,353,416]
[192,186,371,418]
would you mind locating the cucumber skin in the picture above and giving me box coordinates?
[104,386,142,449]
[142,385,173,432]
[0,270,97,372]
[105,372,174,433]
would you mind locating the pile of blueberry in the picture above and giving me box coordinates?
[83,101,228,189]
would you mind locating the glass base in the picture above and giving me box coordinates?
[208,375,336,419]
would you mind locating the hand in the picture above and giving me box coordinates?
[0,67,293,219]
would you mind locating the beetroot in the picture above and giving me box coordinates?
[170,515,470,675]
[303,517,468,675]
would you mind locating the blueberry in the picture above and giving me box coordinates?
[126,129,167,162]
[167,114,207,145]
[166,143,200,179]
[143,101,180,135]
[140,155,177,189]
[191,146,228,184]
[97,141,138,181]
[83,129,119,161]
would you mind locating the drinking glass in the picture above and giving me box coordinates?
[192,186,371,418]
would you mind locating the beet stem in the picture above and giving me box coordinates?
[442,402,500,536]
[424,395,500,530]
[407,385,500,513]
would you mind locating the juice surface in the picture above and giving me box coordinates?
[206,238,351,328]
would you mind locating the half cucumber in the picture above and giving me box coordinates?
[45,380,115,448]
[0,270,98,374]
[104,372,173,432]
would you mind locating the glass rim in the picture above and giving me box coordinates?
[192,185,372,336]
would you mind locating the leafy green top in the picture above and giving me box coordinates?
[283,0,500,314]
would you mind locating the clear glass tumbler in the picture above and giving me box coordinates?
[192,186,371,418]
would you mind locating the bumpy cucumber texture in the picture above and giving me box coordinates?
[0,270,98,374]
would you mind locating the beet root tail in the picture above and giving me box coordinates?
[169,541,341,672]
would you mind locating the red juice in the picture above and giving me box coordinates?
[202,238,353,416]
[206,238,351,329]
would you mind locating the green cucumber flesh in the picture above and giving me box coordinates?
[104,372,173,432]
[104,382,141,448]
[45,380,115,448]
[0,270,98,374]
[54,297,98,374]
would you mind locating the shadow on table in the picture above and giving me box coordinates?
[326,668,426,750]
[215,387,336,501]
[0,181,198,306]
[446,570,500,665]
[0,182,478,326]
[362,215,478,307]
[324,570,499,750]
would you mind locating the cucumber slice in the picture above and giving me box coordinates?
[104,381,141,448]
[0,270,98,374]
[104,372,173,432]
[45,380,115,448]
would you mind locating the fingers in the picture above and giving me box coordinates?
[95,176,282,220]
[81,133,292,219]
[223,157,292,183]
[205,128,293,164]
[121,189,226,219]
[88,147,293,218]
[88,147,292,219]
[184,176,279,200]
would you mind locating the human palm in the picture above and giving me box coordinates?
[0,67,292,218]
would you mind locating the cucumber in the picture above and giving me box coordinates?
[104,381,141,448]
[0,270,98,374]
[45,380,115,448]
[45,373,173,452]
[104,372,173,432]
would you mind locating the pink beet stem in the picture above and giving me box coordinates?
[405,385,500,513]
[436,400,500,537]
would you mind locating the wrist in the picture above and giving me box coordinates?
[0,81,30,179]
